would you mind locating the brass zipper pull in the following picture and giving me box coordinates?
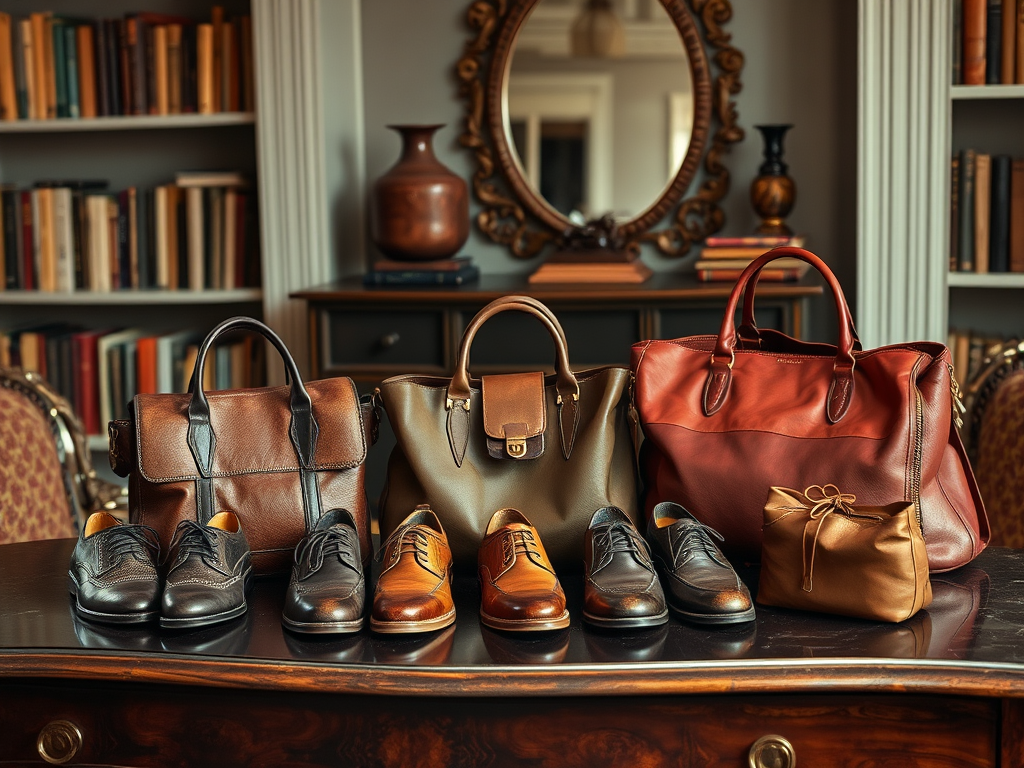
[946,363,966,428]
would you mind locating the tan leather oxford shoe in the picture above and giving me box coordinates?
[478,508,569,632]
[370,505,455,634]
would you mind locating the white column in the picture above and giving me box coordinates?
[857,0,949,347]
[252,0,366,382]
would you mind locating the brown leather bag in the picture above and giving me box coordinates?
[378,296,638,565]
[631,248,990,573]
[109,317,374,574]
[758,485,932,622]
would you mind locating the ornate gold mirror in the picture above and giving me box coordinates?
[457,0,743,259]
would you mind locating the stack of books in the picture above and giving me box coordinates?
[950,149,1024,274]
[527,250,652,285]
[0,325,265,435]
[0,171,258,293]
[694,235,809,282]
[0,7,253,122]
[953,0,1024,85]
[363,257,479,286]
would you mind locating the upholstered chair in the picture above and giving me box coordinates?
[964,340,1024,548]
[0,368,125,544]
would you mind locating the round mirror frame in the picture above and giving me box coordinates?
[456,0,745,259]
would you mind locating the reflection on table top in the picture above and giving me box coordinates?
[1,539,1022,698]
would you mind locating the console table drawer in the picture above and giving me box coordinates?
[0,684,998,767]
[318,308,448,374]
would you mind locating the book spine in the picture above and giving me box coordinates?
[154,185,168,288]
[964,0,988,84]
[240,16,253,112]
[76,25,95,118]
[959,149,976,271]
[93,20,108,116]
[0,13,17,121]
[64,25,78,119]
[43,15,56,119]
[154,25,168,115]
[223,188,236,289]
[144,23,156,114]
[30,13,48,119]
[234,191,247,287]
[1011,159,1024,271]
[104,19,120,115]
[987,0,1003,84]
[52,20,67,118]
[186,186,204,290]
[140,186,153,288]
[71,190,84,289]
[127,17,145,117]
[197,24,213,114]
[0,190,6,289]
[128,186,139,288]
[13,19,27,119]
[78,334,99,433]
[210,187,222,289]
[2,191,17,288]
[950,155,961,272]
[223,20,237,112]
[211,6,223,113]
[167,24,181,114]
[1003,0,1017,81]
[696,268,797,283]
[176,189,188,289]
[117,19,131,116]
[954,0,964,84]
[116,190,130,288]
[181,24,196,113]
[54,187,74,291]
[20,20,36,119]
[1018,0,1024,82]
[975,152,991,273]
[990,155,1012,272]
[20,190,33,289]
[106,197,119,288]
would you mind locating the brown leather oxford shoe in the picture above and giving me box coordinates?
[478,508,570,632]
[370,505,455,634]
[583,506,668,629]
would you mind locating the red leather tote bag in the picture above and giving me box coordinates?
[630,248,989,572]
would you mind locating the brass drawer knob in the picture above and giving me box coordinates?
[37,720,83,765]
[379,332,401,349]
[749,734,795,768]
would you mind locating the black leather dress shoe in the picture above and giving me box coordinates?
[583,507,668,629]
[161,512,253,629]
[68,511,161,624]
[646,502,755,625]
[282,508,365,634]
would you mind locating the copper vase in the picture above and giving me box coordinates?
[750,124,796,236]
[371,124,470,261]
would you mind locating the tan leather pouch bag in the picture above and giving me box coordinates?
[758,485,932,623]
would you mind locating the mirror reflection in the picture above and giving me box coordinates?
[506,0,694,225]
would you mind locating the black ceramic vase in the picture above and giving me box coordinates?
[750,124,796,236]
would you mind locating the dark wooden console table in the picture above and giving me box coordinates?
[291,274,823,382]
[1,539,1022,767]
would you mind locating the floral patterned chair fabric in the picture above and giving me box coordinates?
[0,368,126,545]
[965,341,1024,549]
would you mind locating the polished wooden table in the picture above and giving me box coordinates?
[1,539,1021,767]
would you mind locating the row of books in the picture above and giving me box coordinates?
[953,0,1024,85]
[948,329,1011,389]
[693,235,810,282]
[0,325,266,436]
[949,150,1024,274]
[0,7,253,121]
[0,172,259,293]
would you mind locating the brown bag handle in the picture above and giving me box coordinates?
[704,248,857,424]
[445,296,580,466]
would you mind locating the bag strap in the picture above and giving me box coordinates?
[705,248,858,424]
[446,296,580,465]
[186,316,323,531]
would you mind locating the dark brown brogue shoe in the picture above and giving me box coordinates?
[68,511,161,624]
[478,508,569,632]
[584,507,668,629]
[161,512,253,629]
[646,502,754,625]
[370,505,455,634]
[282,508,365,634]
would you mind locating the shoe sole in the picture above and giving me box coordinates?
[667,602,756,625]
[67,572,158,625]
[369,607,456,635]
[159,567,253,630]
[479,609,571,632]
[583,609,669,629]
[282,615,365,635]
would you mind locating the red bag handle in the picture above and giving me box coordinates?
[704,247,857,423]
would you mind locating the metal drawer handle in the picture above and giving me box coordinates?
[749,734,795,768]
[37,720,83,765]
[379,332,401,349]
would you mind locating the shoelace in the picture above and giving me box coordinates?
[296,526,359,573]
[377,525,440,577]
[502,528,542,564]
[594,523,653,565]
[169,521,219,567]
[672,521,728,570]
[104,524,160,565]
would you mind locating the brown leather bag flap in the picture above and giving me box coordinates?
[134,377,366,483]
[482,372,546,459]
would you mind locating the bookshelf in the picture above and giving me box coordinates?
[0,112,254,132]
[857,1,1024,359]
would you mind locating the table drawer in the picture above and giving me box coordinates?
[0,684,998,767]
[319,308,447,375]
